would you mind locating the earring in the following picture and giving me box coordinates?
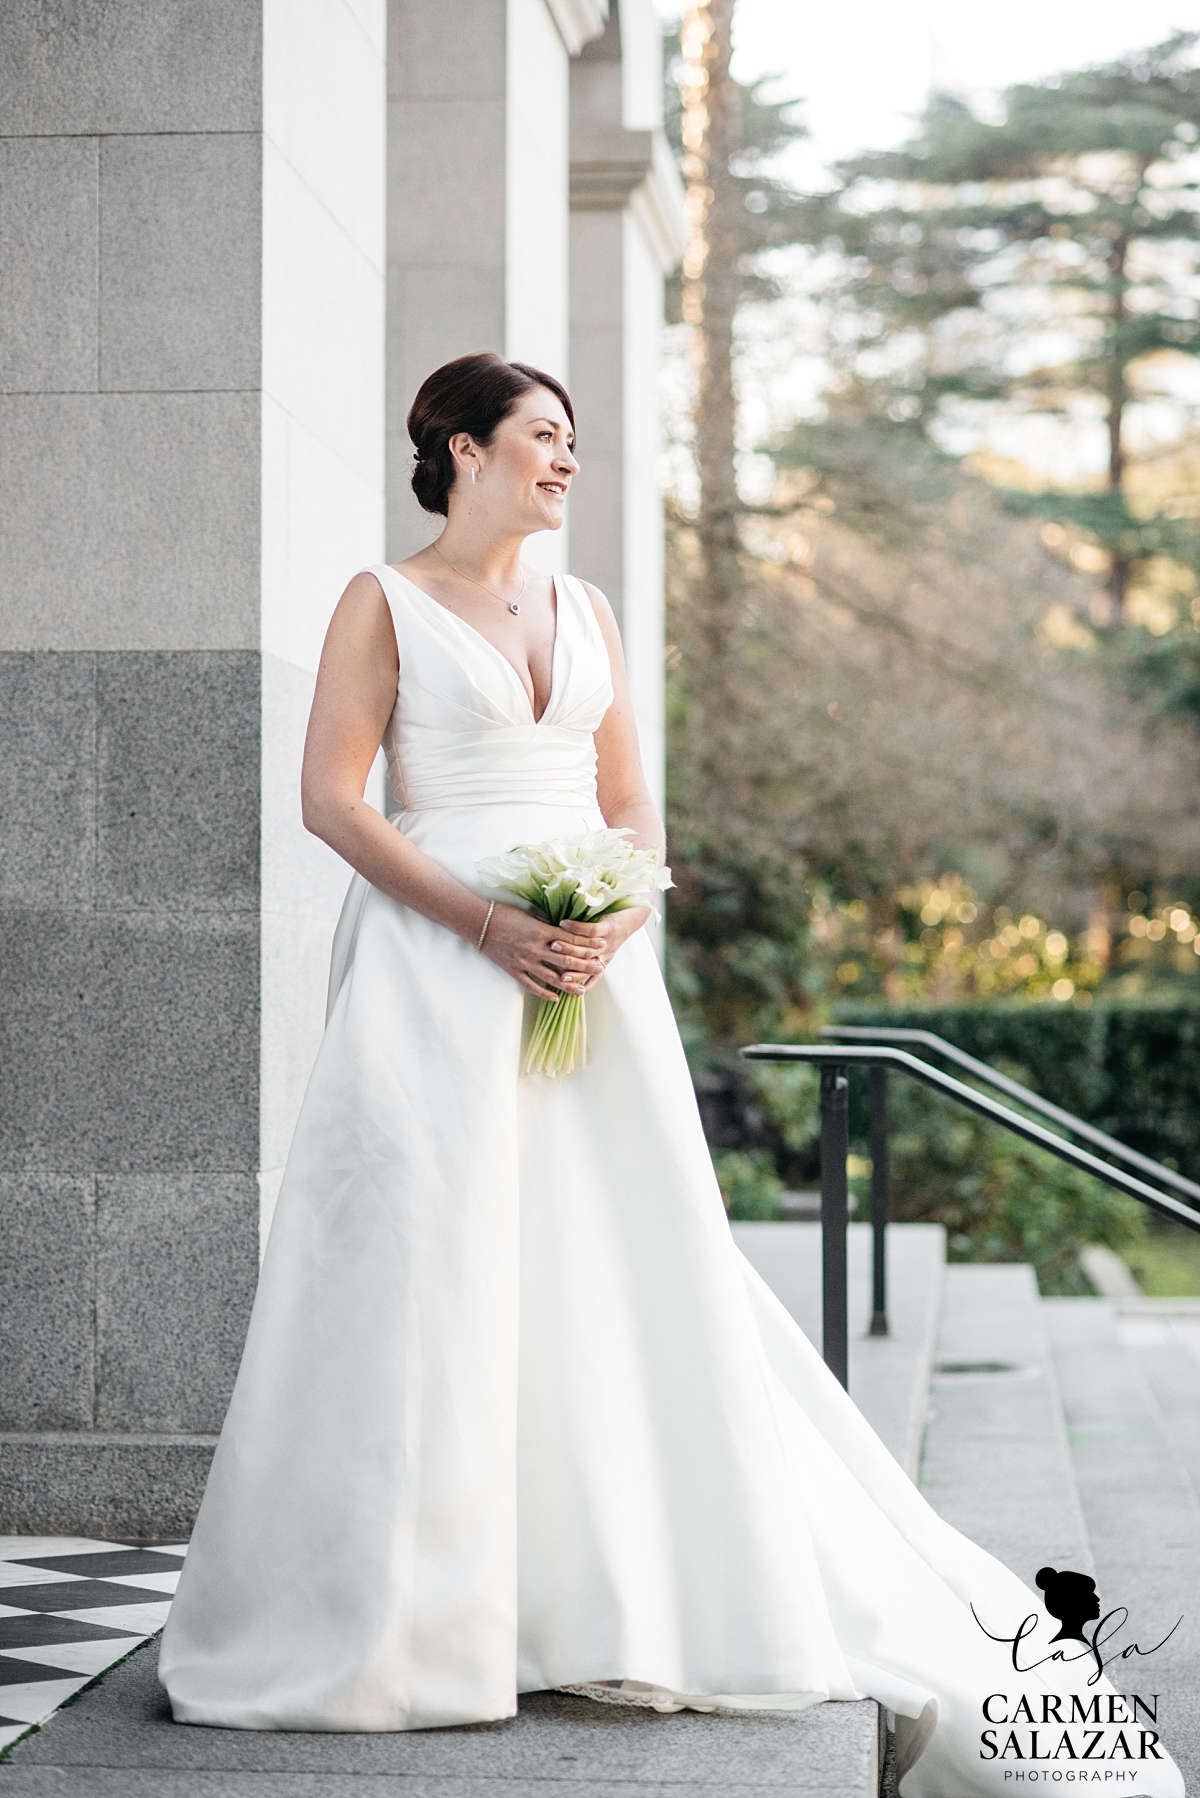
[470,466,477,485]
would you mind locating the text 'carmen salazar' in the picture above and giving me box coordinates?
[981,1693,1162,1763]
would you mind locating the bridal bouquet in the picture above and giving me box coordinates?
[479,828,672,1078]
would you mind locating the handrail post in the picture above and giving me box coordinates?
[820,1062,850,1388]
[868,1065,889,1337]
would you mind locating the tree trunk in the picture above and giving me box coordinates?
[1106,230,1130,621]
[680,0,744,803]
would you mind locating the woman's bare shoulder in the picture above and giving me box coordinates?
[319,569,396,672]
[343,566,388,599]
[331,567,395,624]
[574,575,611,612]
[573,576,621,638]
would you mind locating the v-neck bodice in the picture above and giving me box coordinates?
[368,562,614,814]
[390,566,561,724]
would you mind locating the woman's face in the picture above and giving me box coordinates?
[452,388,579,534]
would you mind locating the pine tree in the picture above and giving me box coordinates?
[812,33,1200,619]
[664,21,812,311]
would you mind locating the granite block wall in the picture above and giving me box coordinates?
[0,650,261,1532]
[0,2,265,1535]
[0,0,385,1535]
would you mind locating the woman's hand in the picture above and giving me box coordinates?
[560,908,650,993]
[480,902,610,1001]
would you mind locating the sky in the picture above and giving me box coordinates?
[655,1,1200,179]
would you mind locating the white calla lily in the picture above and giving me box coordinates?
[478,829,673,1076]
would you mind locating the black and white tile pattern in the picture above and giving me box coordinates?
[0,1536,184,1755]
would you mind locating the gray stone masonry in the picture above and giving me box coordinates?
[0,649,261,1531]
[0,0,266,1531]
[922,1277,1200,1789]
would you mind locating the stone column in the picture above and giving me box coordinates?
[568,0,685,814]
[386,0,607,571]
[0,1,385,1537]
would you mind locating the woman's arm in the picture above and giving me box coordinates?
[569,582,667,990]
[301,571,598,1000]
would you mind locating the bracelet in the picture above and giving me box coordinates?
[476,900,495,952]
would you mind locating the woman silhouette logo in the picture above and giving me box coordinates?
[1036,1566,1102,1644]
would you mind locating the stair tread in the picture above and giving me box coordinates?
[1114,1307,1200,1502]
[919,1265,1090,1583]
[1043,1298,1200,1571]
[2,1636,883,1795]
[1042,1297,1200,1785]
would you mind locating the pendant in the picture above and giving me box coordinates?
[509,601,521,615]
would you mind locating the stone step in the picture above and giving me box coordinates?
[919,1264,1090,1582]
[1109,1298,1200,1503]
[916,1274,1200,1784]
[733,1221,945,1477]
[0,1637,883,1797]
[1043,1296,1200,1791]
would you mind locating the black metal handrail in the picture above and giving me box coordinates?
[820,1024,1200,1206]
[740,1042,1200,1391]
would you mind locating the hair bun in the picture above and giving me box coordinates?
[1035,1567,1056,1591]
[406,352,574,517]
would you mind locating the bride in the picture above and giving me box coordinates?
[159,353,1182,1797]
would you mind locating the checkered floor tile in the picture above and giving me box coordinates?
[0,1536,185,1757]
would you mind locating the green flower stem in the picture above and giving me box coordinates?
[522,896,628,1077]
[524,992,588,1078]
[518,895,652,1078]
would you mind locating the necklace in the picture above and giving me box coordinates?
[431,541,524,615]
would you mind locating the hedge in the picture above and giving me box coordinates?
[829,1001,1200,1182]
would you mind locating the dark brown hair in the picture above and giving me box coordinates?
[407,352,575,516]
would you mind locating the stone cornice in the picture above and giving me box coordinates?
[570,128,654,208]
[544,0,609,57]
[570,127,687,273]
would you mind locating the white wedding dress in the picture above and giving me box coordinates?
[160,566,1182,1796]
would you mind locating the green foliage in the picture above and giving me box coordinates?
[659,28,1200,1280]
[665,836,820,1060]
[821,34,1200,385]
[748,1062,821,1157]
[713,1148,785,1221]
[714,996,1200,1285]
[730,1031,1150,1291]
[1124,1219,1200,1296]
[1000,487,1200,587]
[1117,624,1200,728]
[881,1077,1145,1294]
[806,34,1200,595]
